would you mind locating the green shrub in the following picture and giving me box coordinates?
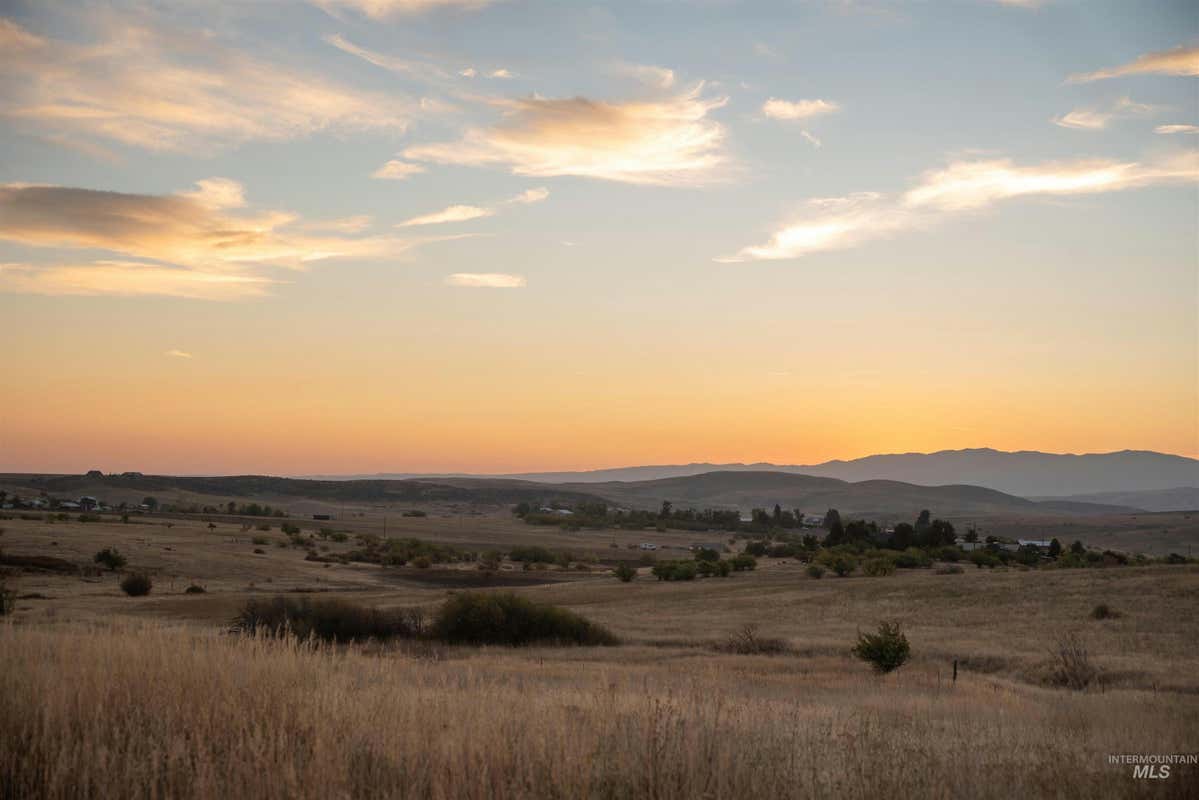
[862,556,896,577]
[251,535,270,545]
[693,547,720,562]
[893,548,932,569]
[828,555,856,577]
[714,559,732,577]
[508,546,556,564]
[1090,603,1121,620]
[94,547,127,571]
[852,621,910,673]
[120,573,152,597]
[716,624,792,655]
[806,564,825,579]
[184,584,206,594]
[330,531,349,543]
[431,592,617,646]
[935,565,964,575]
[0,581,14,616]
[412,556,432,569]
[257,524,272,532]
[613,563,637,582]
[281,522,301,535]
[730,554,757,571]
[970,551,1001,569]
[232,597,424,642]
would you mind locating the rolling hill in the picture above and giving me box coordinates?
[309,449,1199,498]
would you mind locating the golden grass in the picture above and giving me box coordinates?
[2,621,1196,800]
[3,514,1199,797]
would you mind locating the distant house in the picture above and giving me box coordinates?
[957,540,985,552]
[312,514,331,521]
[639,543,658,551]
[78,496,100,511]
[802,514,826,528]
[60,501,81,510]
[1018,539,1053,550]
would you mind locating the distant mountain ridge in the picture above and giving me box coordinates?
[306,448,1199,498]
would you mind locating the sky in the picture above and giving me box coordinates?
[0,0,1197,475]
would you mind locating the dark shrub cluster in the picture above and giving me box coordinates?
[120,573,153,597]
[613,563,637,582]
[94,547,127,571]
[852,621,910,673]
[508,546,556,564]
[1089,603,1121,620]
[184,584,206,594]
[715,624,792,655]
[232,596,426,642]
[431,592,618,646]
[1049,632,1099,690]
[0,581,14,616]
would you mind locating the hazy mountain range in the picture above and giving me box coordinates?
[307,448,1199,501]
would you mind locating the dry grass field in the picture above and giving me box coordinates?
[2,511,1198,798]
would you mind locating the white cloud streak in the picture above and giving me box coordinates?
[372,160,427,180]
[314,0,498,19]
[762,98,840,120]
[719,153,1199,262]
[0,19,411,155]
[445,272,525,287]
[1068,45,1199,83]
[400,187,549,226]
[1156,124,1199,135]
[402,85,728,185]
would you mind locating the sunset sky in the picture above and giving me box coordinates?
[1,0,1196,475]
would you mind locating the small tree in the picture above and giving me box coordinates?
[614,563,636,582]
[1048,538,1062,558]
[853,621,910,673]
[94,547,127,571]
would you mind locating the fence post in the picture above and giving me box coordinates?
[953,659,958,683]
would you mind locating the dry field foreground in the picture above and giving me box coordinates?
[2,516,1198,798]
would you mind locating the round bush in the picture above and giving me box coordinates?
[432,592,617,646]
[852,621,910,673]
[120,573,153,597]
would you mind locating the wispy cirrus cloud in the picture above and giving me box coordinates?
[1156,124,1199,135]
[400,187,548,226]
[614,62,676,89]
[1052,96,1163,130]
[445,272,525,288]
[313,0,498,19]
[372,160,427,180]
[718,153,1199,262]
[402,85,729,185]
[1068,45,1199,83]
[165,349,194,359]
[0,180,423,299]
[761,98,839,120]
[0,18,410,155]
[324,32,449,80]
[0,261,277,301]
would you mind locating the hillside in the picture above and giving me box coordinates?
[1031,487,1199,513]
[557,471,1134,518]
[314,448,1199,497]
